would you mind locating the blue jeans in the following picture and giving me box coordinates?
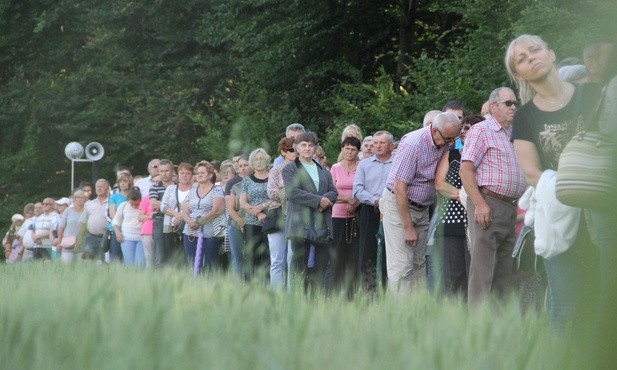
[267,230,288,290]
[194,236,224,275]
[110,231,122,263]
[183,234,198,266]
[543,237,598,332]
[121,239,144,267]
[227,221,244,278]
[585,209,617,318]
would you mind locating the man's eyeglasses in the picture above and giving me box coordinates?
[436,129,456,143]
[497,100,517,107]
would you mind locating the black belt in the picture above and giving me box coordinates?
[386,187,426,209]
[479,187,518,206]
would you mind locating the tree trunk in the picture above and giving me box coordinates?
[396,0,416,93]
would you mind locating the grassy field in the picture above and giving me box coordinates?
[1,263,575,369]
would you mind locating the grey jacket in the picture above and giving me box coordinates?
[282,158,338,240]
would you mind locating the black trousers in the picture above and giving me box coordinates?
[356,204,386,290]
[244,224,269,278]
[332,217,359,294]
[289,237,332,294]
[436,234,471,297]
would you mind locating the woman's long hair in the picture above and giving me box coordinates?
[505,34,552,104]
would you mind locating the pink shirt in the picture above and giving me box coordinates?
[385,126,449,206]
[139,197,153,235]
[461,115,526,198]
[330,162,356,218]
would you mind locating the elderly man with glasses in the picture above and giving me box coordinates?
[30,197,60,260]
[380,112,460,295]
[460,87,527,306]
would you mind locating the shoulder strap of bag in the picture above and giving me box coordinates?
[120,201,128,218]
[581,84,609,134]
[175,185,181,212]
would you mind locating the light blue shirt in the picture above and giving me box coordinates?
[273,155,285,167]
[301,161,320,189]
[454,138,463,149]
[353,155,394,205]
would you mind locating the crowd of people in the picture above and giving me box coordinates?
[3,34,616,331]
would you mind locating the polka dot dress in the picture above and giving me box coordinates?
[438,150,467,236]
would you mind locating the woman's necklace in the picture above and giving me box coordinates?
[535,82,568,108]
[345,217,357,245]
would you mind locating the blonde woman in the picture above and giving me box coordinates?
[240,148,272,278]
[57,190,87,263]
[507,34,598,330]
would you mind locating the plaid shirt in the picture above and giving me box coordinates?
[461,115,526,198]
[386,126,450,206]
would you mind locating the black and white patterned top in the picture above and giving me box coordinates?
[438,149,467,236]
[241,175,269,226]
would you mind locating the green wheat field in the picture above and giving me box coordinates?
[0,263,601,369]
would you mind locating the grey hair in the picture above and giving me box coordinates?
[432,112,461,131]
[423,110,442,127]
[72,189,86,198]
[248,148,271,170]
[285,123,305,135]
[488,87,515,103]
[373,130,394,143]
[159,159,174,168]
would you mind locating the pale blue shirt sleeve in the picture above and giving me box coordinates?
[353,159,376,205]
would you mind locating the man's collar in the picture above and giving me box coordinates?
[486,114,511,131]
[372,154,393,163]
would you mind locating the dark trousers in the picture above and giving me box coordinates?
[356,204,386,291]
[437,234,471,297]
[33,248,51,260]
[244,224,269,279]
[332,217,359,294]
[152,218,166,266]
[164,232,184,266]
[289,237,332,294]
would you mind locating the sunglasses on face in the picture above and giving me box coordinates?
[497,100,517,107]
[285,148,295,153]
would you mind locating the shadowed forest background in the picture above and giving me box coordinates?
[1,0,615,229]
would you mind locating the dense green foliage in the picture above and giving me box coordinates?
[1,0,615,228]
[1,263,570,369]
